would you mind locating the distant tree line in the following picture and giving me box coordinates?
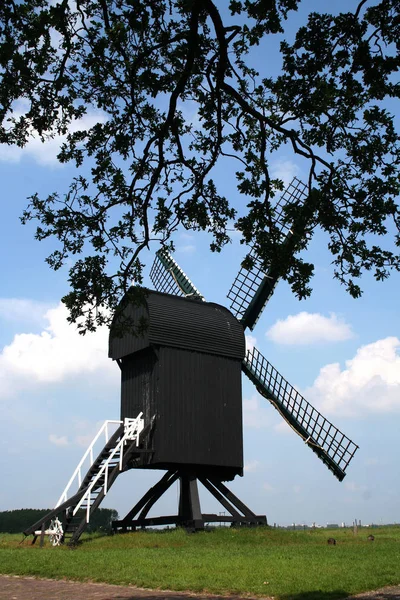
[0,508,118,534]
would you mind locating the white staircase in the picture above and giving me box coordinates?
[61,414,144,542]
[24,413,145,545]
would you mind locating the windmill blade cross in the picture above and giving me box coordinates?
[150,248,205,300]
[228,177,308,330]
[149,247,358,482]
[242,346,358,481]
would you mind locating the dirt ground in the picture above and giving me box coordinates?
[351,589,400,600]
[0,575,400,600]
[0,575,256,600]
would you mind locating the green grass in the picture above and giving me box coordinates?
[1,526,400,599]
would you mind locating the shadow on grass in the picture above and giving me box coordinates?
[74,531,115,544]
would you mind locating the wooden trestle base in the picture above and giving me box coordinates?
[112,469,267,532]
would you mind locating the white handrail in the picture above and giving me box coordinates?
[76,435,124,522]
[55,419,123,508]
[72,413,144,522]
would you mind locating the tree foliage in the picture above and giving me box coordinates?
[0,507,118,533]
[0,0,399,331]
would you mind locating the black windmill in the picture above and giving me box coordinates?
[23,177,358,544]
[109,177,359,531]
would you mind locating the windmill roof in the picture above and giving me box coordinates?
[109,289,245,360]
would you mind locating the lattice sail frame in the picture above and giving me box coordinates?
[227,245,279,330]
[148,199,359,480]
[150,248,205,300]
[243,346,358,481]
[228,177,308,330]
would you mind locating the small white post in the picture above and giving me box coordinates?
[104,467,108,495]
[86,492,91,523]
[119,441,124,470]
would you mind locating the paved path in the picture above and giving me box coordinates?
[1,575,400,600]
[0,575,262,600]
[352,589,400,600]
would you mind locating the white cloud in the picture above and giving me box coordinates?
[266,312,354,345]
[305,337,400,417]
[262,483,275,493]
[0,298,51,324]
[73,420,106,448]
[71,418,117,449]
[0,302,117,398]
[271,158,300,187]
[274,420,292,436]
[75,433,99,448]
[49,433,69,447]
[245,335,257,353]
[345,481,368,493]
[178,99,201,128]
[180,232,194,241]
[243,396,258,412]
[244,460,260,473]
[243,395,270,428]
[0,103,107,167]
[226,221,242,239]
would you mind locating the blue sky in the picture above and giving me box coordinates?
[0,1,399,529]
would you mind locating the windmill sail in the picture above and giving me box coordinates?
[242,346,358,481]
[228,177,308,330]
[150,248,205,301]
[149,247,358,482]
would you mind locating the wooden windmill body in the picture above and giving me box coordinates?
[108,291,266,530]
[110,292,245,479]
[23,178,358,543]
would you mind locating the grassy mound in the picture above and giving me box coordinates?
[1,526,400,598]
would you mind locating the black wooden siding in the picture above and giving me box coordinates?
[121,346,243,478]
[109,301,149,360]
[109,291,245,360]
[121,348,158,426]
[112,289,245,479]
